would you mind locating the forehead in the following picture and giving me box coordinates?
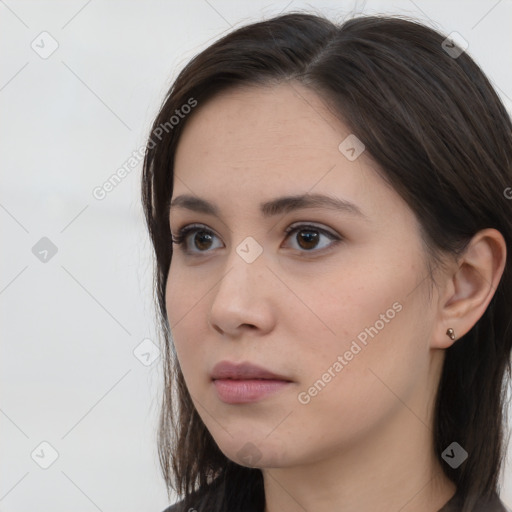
[175,84,359,183]
[175,83,345,168]
[171,83,401,221]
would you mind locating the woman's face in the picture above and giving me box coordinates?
[166,83,442,469]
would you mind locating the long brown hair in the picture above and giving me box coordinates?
[141,12,512,511]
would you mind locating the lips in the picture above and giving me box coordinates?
[210,360,292,381]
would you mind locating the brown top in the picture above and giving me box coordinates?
[164,486,509,512]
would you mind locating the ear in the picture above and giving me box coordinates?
[432,228,507,349]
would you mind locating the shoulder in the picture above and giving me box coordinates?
[490,495,511,512]
[471,492,510,512]
[160,497,192,512]
[439,491,510,512]
[159,481,224,512]
[160,500,182,512]
[159,477,263,512]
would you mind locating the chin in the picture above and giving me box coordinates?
[216,434,292,469]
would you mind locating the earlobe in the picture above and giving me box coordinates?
[432,228,507,350]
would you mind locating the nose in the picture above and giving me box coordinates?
[208,251,276,337]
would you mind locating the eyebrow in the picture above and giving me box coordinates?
[169,193,368,220]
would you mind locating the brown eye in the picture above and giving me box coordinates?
[296,229,319,250]
[171,225,221,254]
[193,231,214,251]
[172,223,342,256]
[283,224,341,253]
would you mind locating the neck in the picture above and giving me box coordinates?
[262,419,456,512]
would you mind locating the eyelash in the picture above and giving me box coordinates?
[171,223,343,256]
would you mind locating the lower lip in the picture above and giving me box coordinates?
[212,379,291,404]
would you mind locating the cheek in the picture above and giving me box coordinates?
[291,256,430,404]
[165,267,208,379]
[286,262,402,358]
[165,259,209,328]
[289,301,430,456]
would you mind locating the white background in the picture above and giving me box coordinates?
[1,1,512,511]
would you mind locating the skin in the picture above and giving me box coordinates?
[166,83,507,512]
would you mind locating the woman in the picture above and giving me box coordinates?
[141,11,512,512]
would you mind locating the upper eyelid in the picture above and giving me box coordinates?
[172,221,339,238]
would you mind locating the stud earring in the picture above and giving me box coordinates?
[446,328,456,341]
